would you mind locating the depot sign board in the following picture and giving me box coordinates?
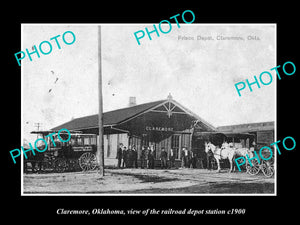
[145,126,174,132]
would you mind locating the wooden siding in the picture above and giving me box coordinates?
[256,130,274,151]
[103,133,129,159]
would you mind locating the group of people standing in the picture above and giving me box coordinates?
[116,143,138,168]
[116,143,197,169]
[116,143,160,169]
[180,147,197,168]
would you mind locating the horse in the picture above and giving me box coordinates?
[219,142,258,171]
[232,146,256,171]
[205,142,236,172]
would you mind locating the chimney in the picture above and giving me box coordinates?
[129,97,136,107]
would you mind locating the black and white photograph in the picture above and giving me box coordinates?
[4,5,298,220]
[21,24,276,195]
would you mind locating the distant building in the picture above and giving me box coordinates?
[217,121,275,150]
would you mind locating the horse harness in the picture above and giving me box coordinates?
[209,144,232,159]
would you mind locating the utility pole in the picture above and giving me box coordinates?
[34,122,42,131]
[97,25,105,176]
[34,123,42,139]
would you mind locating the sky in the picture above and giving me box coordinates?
[22,24,276,143]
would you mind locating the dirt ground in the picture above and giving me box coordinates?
[22,168,275,194]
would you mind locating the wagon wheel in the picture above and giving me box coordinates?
[246,159,260,175]
[42,156,56,172]
[54,158,67,173]
[261,161,274,178]
[235,157,246,171]
[79,152,97,171]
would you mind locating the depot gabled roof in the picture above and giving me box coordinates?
[51,98,216,132]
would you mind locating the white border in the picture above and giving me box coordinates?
[21,23,277,196]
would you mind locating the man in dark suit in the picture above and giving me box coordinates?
[191,152,197,168]
[140,146,147,169]
[148,146,155,169]
[116,143,123,168]
[160,147,168,169]
[206,143,214,170]
[132,145,138,168]
[188,149,193,168]
[127,145,133,168]
[122,146,128,168]
[168,148,176,169]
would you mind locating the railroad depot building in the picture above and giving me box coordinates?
[51,95,274,167]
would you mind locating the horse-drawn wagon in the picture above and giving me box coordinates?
[24,130,98,173]
[203,132,274,177]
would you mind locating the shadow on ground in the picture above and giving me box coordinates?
[110,171,179,183]
[117,182,274,194]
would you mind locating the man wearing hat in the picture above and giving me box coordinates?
[132,145,138,168]
[116,143,123,168]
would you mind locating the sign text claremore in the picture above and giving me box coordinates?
[145,126,174,132]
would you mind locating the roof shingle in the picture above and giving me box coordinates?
[52,100,166,131]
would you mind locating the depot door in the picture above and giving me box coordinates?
[171,135,181,159]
